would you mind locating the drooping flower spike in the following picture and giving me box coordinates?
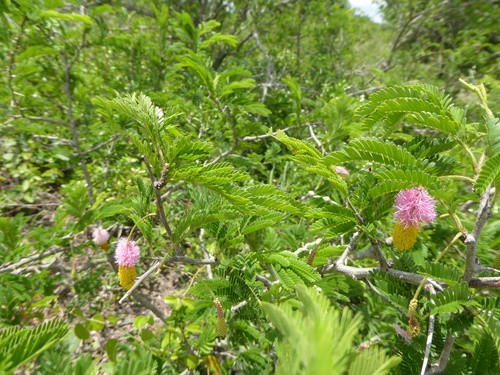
[393,187,437,252]
[115,238,140,290]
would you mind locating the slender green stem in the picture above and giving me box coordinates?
[455,138,478,174]
[434,232,463,264]
[437,175,475,183]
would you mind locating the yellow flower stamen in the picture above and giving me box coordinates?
[118,265,137,290]
[393,222,420,251]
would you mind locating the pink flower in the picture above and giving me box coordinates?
[92,227,110,246]
[335,166,349,175]
[115,238,140,267]
[394,187,436,228]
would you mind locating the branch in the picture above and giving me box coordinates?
[370,239,390,271]
[61,38,94,203]
[469,277,500,290]
[252,29,275,103]
[337,231,359,265]
[152,256,219,266]
[463,187,494,282]
[143,157,173,240]
[105,253,166,322]
[307,122,325,154]
[421,285,437,375]
[119,256,219,303]
[255,274,278,288]
[364,279,409,317]
[425,336,455,375]
[10,115,67,126]
[79,135,120,155]
[242,124,308,142]
[119,261,160,304]
[0,247,65,274]
[130,292,166,323]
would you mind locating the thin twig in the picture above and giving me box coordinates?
[308,122,325,154]
[79,135,120,155]
[421,285,437,375]
[105,253,166,322]
[241,124,309,142]
[143,156,173,239]
[199,229,213,279]
[338,232,359,265]
[425,336,455,375]
[463,187,494,282]
[152,256,219,265]
[10,115,67,126]
[294,238,323,255]
[371,239,390,271]
[230,300,248,312]
[119,256,220,303]
[0,247,65,274]
[364,279,409,317]
[255,274,278,288]
[119,261,160,304]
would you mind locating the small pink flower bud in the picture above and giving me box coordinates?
[335,166,349,175]
[92,227,110,246]
[115,238,140,267]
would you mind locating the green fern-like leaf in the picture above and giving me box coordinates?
[485,118,500,156]
[109,93,181,145]
[0,319,68,373]
[368,169,440,198]
[240,214,285,235]
[262,285,399,375]
[358,84,462,135]
[275,130,322,159]
[177,52,214,92]
[348,346,401,375]
[113,347,157,375]
[476,153,500,194]
[264,251,321,289]
[431,283,477,315]
[60,181,89,220]
[469,333,500,375]
[309,217,356,239]
[422,263,461,286]
[326,138,423,169]
[243,184,303,215]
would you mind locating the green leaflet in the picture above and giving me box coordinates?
[422,263,461,286]
[358,84,463,135]
[276,131,347,194]
[431,283,477,315]
[309,217,356,239]
[261,285,400,375]
[469,333,500,375]
[262,251,321,289]
[369,169,440,198]
[486,118,500,156]
[0,318,69,373]
[326,138,423,169]
[476,153,500,194]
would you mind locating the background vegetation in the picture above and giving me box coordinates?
[0,0,498,374]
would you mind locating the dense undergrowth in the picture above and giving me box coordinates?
[0,1,499,374]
